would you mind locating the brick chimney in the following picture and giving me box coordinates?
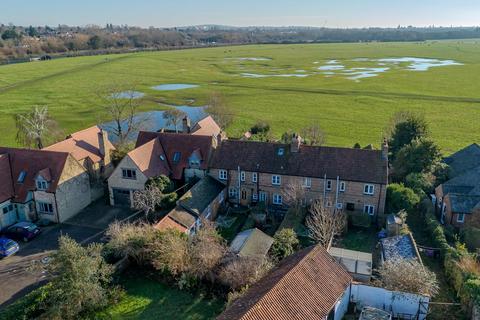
[291,134,302,153]
[99,129,111,165]
[182,116,191,133]
[382,138,389,161]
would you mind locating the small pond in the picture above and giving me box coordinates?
[227,57,272,61]
[100,106,206,144]
[152,84,199,91]
[241,73,308,78]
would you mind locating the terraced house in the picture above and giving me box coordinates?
[209,136,389,218]
[0,148,91,229]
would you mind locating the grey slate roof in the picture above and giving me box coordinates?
[444,143,480,178]
[230,228,274,258]
[179,176,225,216]
[448,194,480,214]
[380,234,419,262]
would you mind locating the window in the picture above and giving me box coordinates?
[272,175,281,185]
[228,187,237,198]
[17,171,27,183]
[252,172,258,183]
[326,180,332,190]
[303,177,312,188]
[219,191,224,203]
[364,205,375,215]
[364,184,374,195]
[240,171,246,182]
[259,191,267,202]
[241,190,247,200]
[219,170,227,180]
[339,181,346,192]
[36,180,48,190]
[122,169,137,180]
[2,205,13,214]
[346,203,355,211]
[173,152,181,163]
[277,148,285,156]
[38,202,54,214]
[457,213,465,223]
[252,192,259,201]
[336,203,343,209]
[273,194,283,205]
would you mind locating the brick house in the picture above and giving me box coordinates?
[0,148,91,229]
[44,126,115,200]
[434,143,480,229]
[107,132,216,207]
[209,136,389,218]
[154,176,226,234]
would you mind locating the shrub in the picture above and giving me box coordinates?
[218,256,272,291]
[269,228,299,261]
[386,183,420,214]
[161,192,178,209]
[147,175,174,193]
[150,229,190,276]
[463,227,480,251]
[0,284,51,320]
[405,172,434,195]
[250,121,270,135]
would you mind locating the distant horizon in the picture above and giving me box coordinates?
[2,0,479,29]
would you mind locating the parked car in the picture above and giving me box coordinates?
[0,237,19,258]
[3,222,41,242]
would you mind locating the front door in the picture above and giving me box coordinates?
[240,189,249,206]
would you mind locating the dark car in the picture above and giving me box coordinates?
[0,237,19,257]
[3,222,41,242]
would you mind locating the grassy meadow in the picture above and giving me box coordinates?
[1,40,479,153]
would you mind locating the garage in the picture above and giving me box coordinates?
[112,188,131,207]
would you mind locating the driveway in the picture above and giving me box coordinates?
[0,199,136,308]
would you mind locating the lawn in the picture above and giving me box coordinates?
[97,274,225,320]
[1,40,480,153]
[336,226,378,253]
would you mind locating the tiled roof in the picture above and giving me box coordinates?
[210,140,388,184]
[0,148,69,203]
[178,176,225,216]
[217,245,352,320]
[44,126,115,164]
[127,138,170,178]
[0,154,14,203]
[136,132,213,180]
[230,228,274,258]
[444,143,480,178]
[154,215,189,233]
[380,234,420,262]
[448,194,480,214]
[191,115,222,137]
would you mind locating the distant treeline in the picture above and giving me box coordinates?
[1,24,480,63]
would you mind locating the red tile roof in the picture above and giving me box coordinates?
[128,138,170,179]
[44,126,115,164]
[210,140,388,184]
[217,245,352,320]
[135,132,214,180]
[0,148,70,203]
[191,115,222,137]
[154,215,189,233]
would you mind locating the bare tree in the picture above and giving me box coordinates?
[150,229,190,276]
[282,180,307,214]
[301,121,326,146]
[132,185,163,217]
[218,255,272,291]
[306,200,347,247]
[375,258,439,297]
[97,84,145,145]
[14,106,62,149]
[205,91,234,129]
[163,109,186,133]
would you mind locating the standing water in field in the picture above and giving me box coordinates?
[152,84,199,91]
[111,91,145,99]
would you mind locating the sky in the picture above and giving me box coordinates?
[2,0,479,28]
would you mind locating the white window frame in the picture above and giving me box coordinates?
[36,180,48,190]
[228,187,237,198]
[457,213,465,223]
[252,172,258,183]
[219,170,228,180]
[326,180,332,190]
[339,181,346,192]
[303,177,312,188]
[273,194,283,205]
[122,169,137,180]
[364,184,375,195]
[252,192,259,201]
[38,202,54,214]
[259,191,267,202]
[240,171,246,182]
[272,175,281,185]
[364,205,375,215]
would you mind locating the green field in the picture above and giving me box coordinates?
[1,40,479,153]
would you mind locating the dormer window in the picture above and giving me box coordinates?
[277,148,285,156]
[173,152,181,163]
[37,180,48,190]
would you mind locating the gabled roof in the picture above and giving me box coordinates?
[210,140,388,184]
[44,126,115,164]
[178,176,225,216]
[135,131,214,180]
[191,115,222,137]
[442,165,480,196]
[217,245,352,320]
[0,148,70,203]
[154,215,189,233]
[127,138,170,178]
[230,228,274,258]
[0,154,14,203]
[447,194,480,214]
[444,143,480,178]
